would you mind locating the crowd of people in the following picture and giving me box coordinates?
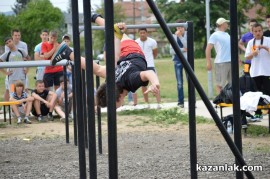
[206,15,270,122]
[0,26,74,124]
[1,12,270,124]
[0,13,161,124]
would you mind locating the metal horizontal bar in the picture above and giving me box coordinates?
[0,60,71,68]
[88,23,187,31]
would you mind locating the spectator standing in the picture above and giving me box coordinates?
[238,19,258,72]
[135,28,161,109]
[34,29,49,80]
[0,37,28,94]
[3,29,30,102]
[31,80,57,121]
[62,34,73,84]
[10,81,34,124]
[169,19,187,108]
[54,76,73,121]
[205,17,231,94]
[263,14,270,37]
[41,30,63,91]
[245,23,270,120]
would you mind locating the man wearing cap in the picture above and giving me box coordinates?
[205,17,231,94]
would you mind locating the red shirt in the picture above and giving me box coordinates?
[120,40,145,58]
[41,42,63,74]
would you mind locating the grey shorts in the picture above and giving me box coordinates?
[36,67,45,80]
[215,62,231,88]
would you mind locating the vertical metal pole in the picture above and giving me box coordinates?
[105,0,118,178]
[83,0,98,177]
[63,66,70,144]
[72,64,78,146]
[230,1,243,179]
[96,61,102,154]
[71,0,86,178]
[146,0,254,178]
[82,69,88,149]
[205,0,213,98]
[187,22,197,179]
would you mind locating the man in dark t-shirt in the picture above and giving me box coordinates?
[32,80,57,121]
[50,16,160,109]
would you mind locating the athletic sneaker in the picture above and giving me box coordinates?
[178,103,184,108]
[17,117,22,124]
[47,113,54,121]
[37,115,44,122]
[157,103,162,109]
[24,117,32,124]
[253,114,263,122]
[51,42,73,66]
[114,24,124,39]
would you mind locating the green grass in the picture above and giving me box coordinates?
[246,125,270,137]
[118,108,212,125]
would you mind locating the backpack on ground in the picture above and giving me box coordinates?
[239,73,257,95]
[213,83,233,104]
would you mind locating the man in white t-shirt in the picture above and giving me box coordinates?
[3,29,30,102]
[134,28,161,109]
[245,23,270,119]
[205,17,231,94]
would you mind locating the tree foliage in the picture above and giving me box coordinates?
[155,0,255,58]
[252,0,270,19]
[13,0,64,56]
[12,0,31,15]
[0,15,15,46]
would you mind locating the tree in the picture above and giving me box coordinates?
[250,0,270,19]
[0,15,14,46]
[13,0,64,56]
[155,0,251,58]
[12,0,31,15]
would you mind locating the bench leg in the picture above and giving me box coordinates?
[3,105,7,123]
[268,112,270,134]
[9,105,11,125]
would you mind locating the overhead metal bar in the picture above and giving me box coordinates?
[84,23,187,31]
[0,60,71,68]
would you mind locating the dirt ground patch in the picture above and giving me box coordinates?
[1,115,270,178]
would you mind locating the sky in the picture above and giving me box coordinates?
[0,0,102,13]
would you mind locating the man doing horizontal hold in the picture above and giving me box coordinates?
[50,14,160,109]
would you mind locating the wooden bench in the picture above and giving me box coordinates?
[0,101,21,124]
[216,103,270,133]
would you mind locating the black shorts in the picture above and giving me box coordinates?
[32,103,50,116]
[43,71,63,88]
